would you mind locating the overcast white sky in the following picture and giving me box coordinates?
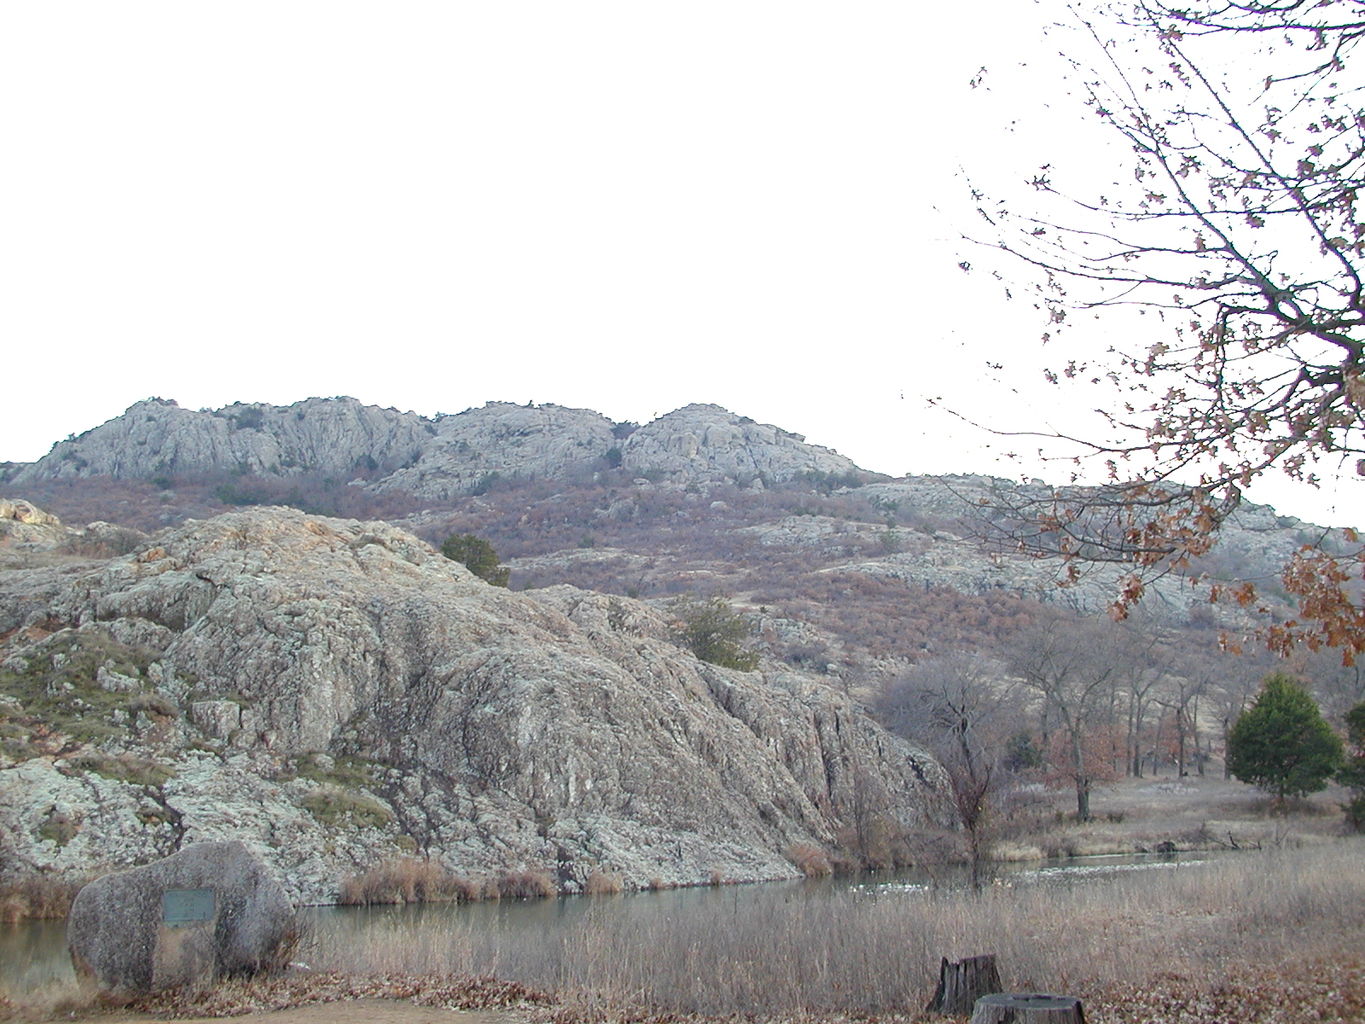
[2,2,1356,528]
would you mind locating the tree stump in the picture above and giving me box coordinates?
[925,955,1003,1015]
[970,993,1085,1024]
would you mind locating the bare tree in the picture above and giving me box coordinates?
[1110,617,1175,777]
[1008,618,1122,820]
[966,0,1365,657]
[877,651,1017,889]
[1293,644,1365,722]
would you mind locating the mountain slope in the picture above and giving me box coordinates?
[0,506,946,902]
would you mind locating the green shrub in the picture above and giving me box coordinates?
[0,629,160,747]
[38,810,79,847]
[440,533,510,587]
[289,753,376,789]
[302,786,393,829]
[670,596,760,671]
[67,751,174,786]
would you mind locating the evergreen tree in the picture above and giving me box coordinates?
[440,533,509,587]
[1340,701,1365,832]
[1226,674,1343,803]
[670,596,759,671]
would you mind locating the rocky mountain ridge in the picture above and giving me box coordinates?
[7,397,870,497]
[4,397,1337,684]
[0,505,946,904]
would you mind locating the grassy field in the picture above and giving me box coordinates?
[304,840,1364,1018]
[993,773,1350,861]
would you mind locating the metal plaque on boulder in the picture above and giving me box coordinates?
[162,888,215,927]
[67,841,297,993]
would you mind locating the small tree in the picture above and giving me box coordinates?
[1008,617,1121,821]
[440,533,509,587]
[1340,700,1365,832]
[1227,673,1343,804]
[877,652,1015,890]
[670,596,759,671]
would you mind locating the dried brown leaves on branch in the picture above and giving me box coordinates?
[967,0,1365,658]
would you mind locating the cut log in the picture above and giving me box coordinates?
[925,954,1003,1015]
[970,992,1085,1024]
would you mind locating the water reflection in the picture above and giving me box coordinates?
[0,917,69,993]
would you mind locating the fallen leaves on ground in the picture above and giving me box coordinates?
[127,972,552,1018]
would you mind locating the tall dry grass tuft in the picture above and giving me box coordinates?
[337,857,476,906]
[787,843,833,878]
[496,870,555,900]
[313,840,1365,1017]
[583,869,623,895]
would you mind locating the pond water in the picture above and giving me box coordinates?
[0,851,1213,996]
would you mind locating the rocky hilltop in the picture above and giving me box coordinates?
[11,397,435,483]
[618,404,864,488]
[11,398,872,497]
[0,505,946,904]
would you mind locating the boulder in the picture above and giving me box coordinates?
[67,841,296,992]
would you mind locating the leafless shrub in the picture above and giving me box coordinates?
[787,843,833,878]
[337,857,476,906]
[495,870,555,900]
[583,869,624,895]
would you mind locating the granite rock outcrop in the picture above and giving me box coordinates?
[13,398,879,497]
[372,402,618,500]
[620,404,868,487]
[0,507,947,904]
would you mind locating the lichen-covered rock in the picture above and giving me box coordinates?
[12,397,434,483]
[10,397,878,496]
[372,402,618,500]
[620,404,869,486]
[0,499,69,559]
[0,499,60,528]
[66,840,295,992]
[0,507,947,903]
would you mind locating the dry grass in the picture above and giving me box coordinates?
[582,869,623,896]
[338,858,479,906]
[5,845,1362,1022]
[308,840,1365,1017]
[0,970,554,1023]
[496,871,555,900]
[994,774,1351,862]
[787,843,833,878]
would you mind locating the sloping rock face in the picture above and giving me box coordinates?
[372,402,618,500]
[67,841,295,992]
[0,508,946,903]
[12,397,435,483]
[621,405,868,487]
